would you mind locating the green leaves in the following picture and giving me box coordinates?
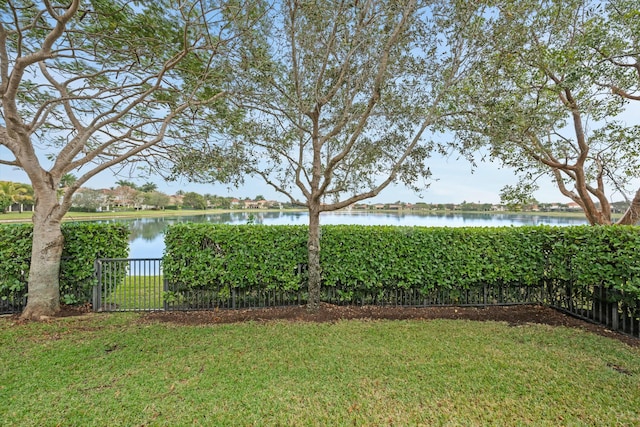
[0,223,129,305]
[445,0,640,221]
[164,223,640,299]
[163,224,308,291]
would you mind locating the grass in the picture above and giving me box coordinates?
[0,207,599,224]
[0,207,303,223]
[0,208,237,223]
[103,276,164,310]
[1,314,639,426]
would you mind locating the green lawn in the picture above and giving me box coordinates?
[1,314,639,426]
[0,207,302,223]
[103,275,165,310]
[0,207,603,224]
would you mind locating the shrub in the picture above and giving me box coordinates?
[163,224,307,295]
[163,224,640,303]
[0,223,129,305]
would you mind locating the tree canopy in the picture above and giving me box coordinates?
[0,0,257,318]
[445,0,640,224]
[173,0,483,309]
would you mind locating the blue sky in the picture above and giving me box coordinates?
[0,145,559,204]
[2,105,636,205]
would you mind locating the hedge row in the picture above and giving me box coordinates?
[0,223,129,305]
[164,224,308,291]
[163,224,640,300]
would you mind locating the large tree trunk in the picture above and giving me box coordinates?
[307,207,322,312]
[21,192,64,320]
[616,189,640,225]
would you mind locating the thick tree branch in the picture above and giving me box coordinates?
[617,188,640,225]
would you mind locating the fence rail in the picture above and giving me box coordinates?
[547,282,640,338]
[93,258,165,312]
[92,259,547,311]
[0,295,25,315]
[4,258,638,340]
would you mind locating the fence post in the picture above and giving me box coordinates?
[93,259,102,312]
[163,277,169,311]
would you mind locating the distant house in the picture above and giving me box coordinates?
[169,194,183,206]
[230,198,241,208]
[244,199,260,209]
[242,199,277,209]
[8,202,33,213]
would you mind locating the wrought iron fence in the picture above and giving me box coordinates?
[164,285,305,311]
[0,294,26,315]
[92,258,545,312]
[547,281,640,338]
[3,258,633,340]
[93,258,165,312]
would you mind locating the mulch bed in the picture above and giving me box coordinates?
[140,303,639,347]
[9,302,635,347]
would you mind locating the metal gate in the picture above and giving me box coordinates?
[93,258,165,311]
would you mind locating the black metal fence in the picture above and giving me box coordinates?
[0,294,26,315]
[91,258,549,312]
[547,282,640,338]
[4,258,638,340]
[91,258,640,339]
[93,258,165,312]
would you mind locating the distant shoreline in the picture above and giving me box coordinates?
[0,207,611,224]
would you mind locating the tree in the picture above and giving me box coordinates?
[174,0,478,310]
[115,180,139,191]
[139,182,159,193]
[143,191,170,209]
[72,188,107,211]
[0,0,254,319]
[0,181,33,212]
[59,174,77,189]
[111,185,140,209]
[0,193,10,212]
[446,0,640,225]
[57,173,77,199]
[182,191,207,210]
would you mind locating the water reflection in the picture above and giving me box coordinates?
[97,210,588,258]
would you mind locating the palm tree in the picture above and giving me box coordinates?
[57,173,77,200]
[0,181,33,213]
[139,182,158,193]
[115,180,138,190]
[59,173,77,189]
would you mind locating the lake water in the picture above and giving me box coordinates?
[100,210,588,258]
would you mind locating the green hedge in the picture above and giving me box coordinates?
[163,224,307,292]
[319,226,549,291]
[163,224,640,300]
[0,223,129,305]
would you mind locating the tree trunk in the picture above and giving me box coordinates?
[617,189,640,225]
[20,194,64,320]
[307,207,322,312]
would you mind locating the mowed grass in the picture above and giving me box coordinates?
[1,314,639,426]
[103,276,164,310]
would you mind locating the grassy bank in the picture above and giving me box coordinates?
[0,208,303,223]
[1,314,639,425]
[0,207,598,224]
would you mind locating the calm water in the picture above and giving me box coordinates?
[99,210,588,258]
